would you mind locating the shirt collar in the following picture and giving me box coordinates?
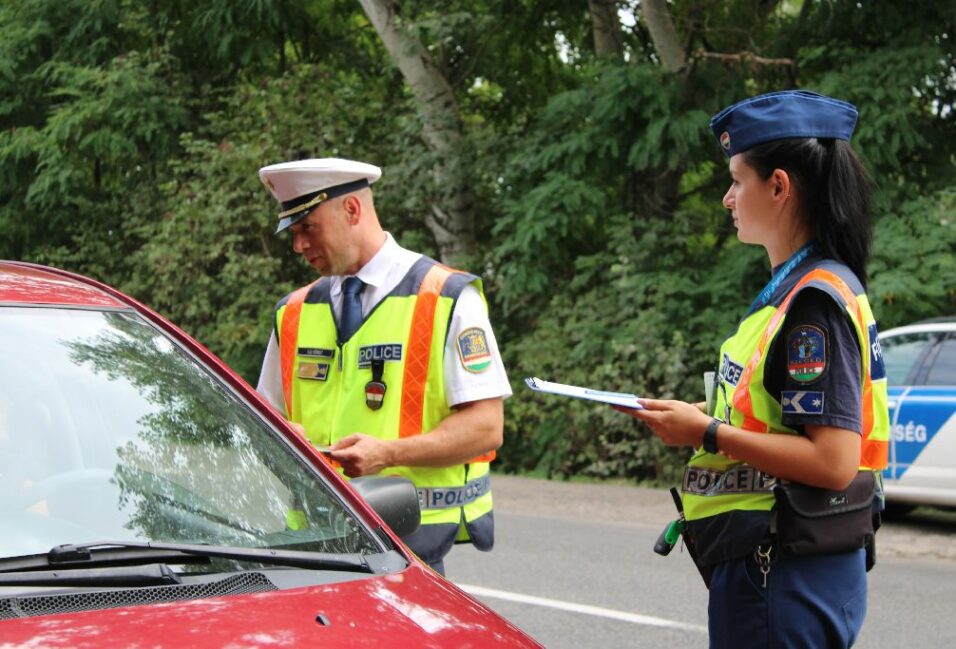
[331,233,399,296]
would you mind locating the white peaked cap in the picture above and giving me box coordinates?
[258,158,382,232]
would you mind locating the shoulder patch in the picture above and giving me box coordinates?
[787,324,827,384]
[457,327,492,373]
[782,390,824,415]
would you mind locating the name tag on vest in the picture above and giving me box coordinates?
[298,362,330,381]
[298,347,335,359]
[358,344,403,369]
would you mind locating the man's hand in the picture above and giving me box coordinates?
[330,434,394,478]
[328,398,504,477]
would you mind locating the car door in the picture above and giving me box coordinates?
[883,329,956,504]
[882,330,940,482]
[902,333,956,488]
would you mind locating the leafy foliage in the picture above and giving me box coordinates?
[2,0,955,484]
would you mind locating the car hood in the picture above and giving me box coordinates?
[0,564,540,648]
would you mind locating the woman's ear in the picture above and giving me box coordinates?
[771,168,792,201]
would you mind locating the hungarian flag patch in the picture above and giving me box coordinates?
[787,324,827,384]
[457,327,492,373]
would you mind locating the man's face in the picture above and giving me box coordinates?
[288,200,356,276]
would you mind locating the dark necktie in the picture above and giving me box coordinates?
[340,276,365,342]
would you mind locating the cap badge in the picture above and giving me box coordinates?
[720,131,731,150]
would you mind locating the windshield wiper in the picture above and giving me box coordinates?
[0,563,182,587]
[0,541,374,575]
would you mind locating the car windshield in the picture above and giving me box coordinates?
[0,306,379,562]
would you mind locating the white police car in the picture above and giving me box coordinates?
[881,317,956,510]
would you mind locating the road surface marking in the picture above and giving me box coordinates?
[459,584,707,633]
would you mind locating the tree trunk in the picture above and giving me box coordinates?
[640,0,687,73]
[587,0,624,58]
[356,0,475,264]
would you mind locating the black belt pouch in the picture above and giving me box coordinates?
[772,471,875,558]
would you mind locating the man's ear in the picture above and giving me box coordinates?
[771,168,792,201]
[342,195,362,224]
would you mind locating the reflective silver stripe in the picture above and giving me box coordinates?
[683,464,777,496]
[417,474,491,510]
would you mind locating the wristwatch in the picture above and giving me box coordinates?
[703,417,722,454]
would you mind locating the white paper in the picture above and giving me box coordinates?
[524,377,643,409]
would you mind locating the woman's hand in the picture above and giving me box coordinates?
[614,399,712,448]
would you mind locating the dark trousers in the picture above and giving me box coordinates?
[402,522,459,575]
[708,548,867,648]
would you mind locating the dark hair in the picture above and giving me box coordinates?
[743,138,873,286]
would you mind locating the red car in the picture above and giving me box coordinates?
[0,261,540,648]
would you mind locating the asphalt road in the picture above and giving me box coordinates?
[444,475,956,648]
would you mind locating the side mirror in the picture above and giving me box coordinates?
[351,476,421,539]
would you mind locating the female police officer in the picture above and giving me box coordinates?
[618,90,889,648]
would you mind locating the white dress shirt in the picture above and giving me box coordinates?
[256,233,512,415]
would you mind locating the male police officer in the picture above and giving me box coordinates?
[256,158,511,574]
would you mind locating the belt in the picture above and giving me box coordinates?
[417,474,491,510]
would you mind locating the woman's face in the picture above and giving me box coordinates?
[722,153,780,247]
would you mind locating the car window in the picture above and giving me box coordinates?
[924,336,956,386]
[0,307,379,560]
[880,332,935,385]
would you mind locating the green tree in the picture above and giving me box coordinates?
[2,0,954,484]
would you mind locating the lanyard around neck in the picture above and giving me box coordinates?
[746,241,817,316]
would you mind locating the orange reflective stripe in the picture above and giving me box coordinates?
[280,282,317,416]
[398,264,495,464]
[399,264,451,439]
[861,438,888,470]
[732,306,788,433]
[278,280,341,470]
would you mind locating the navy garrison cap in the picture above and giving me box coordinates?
[259,158,382,233]
[709,90,858,157]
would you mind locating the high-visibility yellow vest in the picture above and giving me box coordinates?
[275,257,494,544]
[682,260,889,563]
